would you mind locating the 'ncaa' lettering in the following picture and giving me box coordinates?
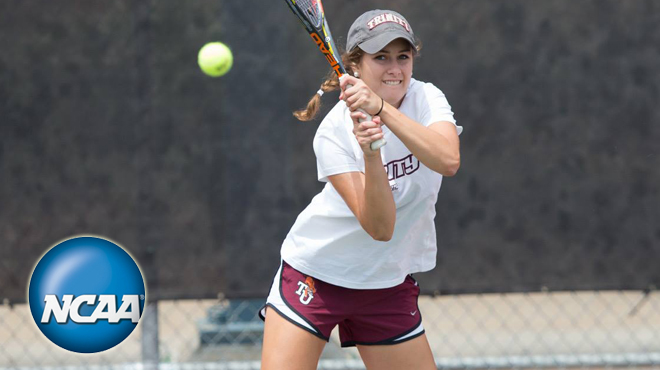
[41,294,141,324]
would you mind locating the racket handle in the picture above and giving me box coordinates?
[370,136,387,151]
[357,109,387,151]
[346,82,387,151]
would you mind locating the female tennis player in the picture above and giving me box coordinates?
[260,9,462,370]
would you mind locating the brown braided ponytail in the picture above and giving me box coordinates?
[293,48,364,121]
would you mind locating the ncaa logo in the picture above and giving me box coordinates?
[28,236,146,353]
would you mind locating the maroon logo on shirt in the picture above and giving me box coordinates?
[384,154,420,181]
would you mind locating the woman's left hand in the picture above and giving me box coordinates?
[339,75,382,116]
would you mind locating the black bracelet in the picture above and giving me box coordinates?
[373,97,384,116]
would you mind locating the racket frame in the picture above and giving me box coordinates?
[284,0,386,150]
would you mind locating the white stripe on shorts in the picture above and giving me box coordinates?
[393,322,424,342]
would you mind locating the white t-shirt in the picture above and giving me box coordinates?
[280,78,462,289]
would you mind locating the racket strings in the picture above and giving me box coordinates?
[296,0,323,26]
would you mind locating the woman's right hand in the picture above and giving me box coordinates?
[350,111,384,156]
[340,75,382,116]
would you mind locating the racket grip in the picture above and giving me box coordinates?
[345,81,387,151]
[370,137,387,150]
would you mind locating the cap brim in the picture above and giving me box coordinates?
[358,31,415,54]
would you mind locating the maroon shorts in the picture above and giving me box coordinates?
[259,261,424,347]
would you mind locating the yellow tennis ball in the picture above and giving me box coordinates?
[198,42,233,77]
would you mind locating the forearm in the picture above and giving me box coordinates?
[359,155,396,241]
[379,103,460,176]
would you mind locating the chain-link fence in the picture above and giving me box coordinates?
[2,290,659,369]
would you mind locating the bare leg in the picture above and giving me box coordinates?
[261,307,327,370]
[356,333,436,370]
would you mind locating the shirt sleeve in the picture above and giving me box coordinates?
[421,83,463,136]
[313,115,361,183]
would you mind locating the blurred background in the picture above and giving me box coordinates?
[1,0,659,369]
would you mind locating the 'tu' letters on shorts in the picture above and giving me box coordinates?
[295,281,315,305]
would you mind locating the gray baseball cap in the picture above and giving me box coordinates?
[346,10,416,54]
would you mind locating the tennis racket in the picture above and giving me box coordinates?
[284,0,386,151]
